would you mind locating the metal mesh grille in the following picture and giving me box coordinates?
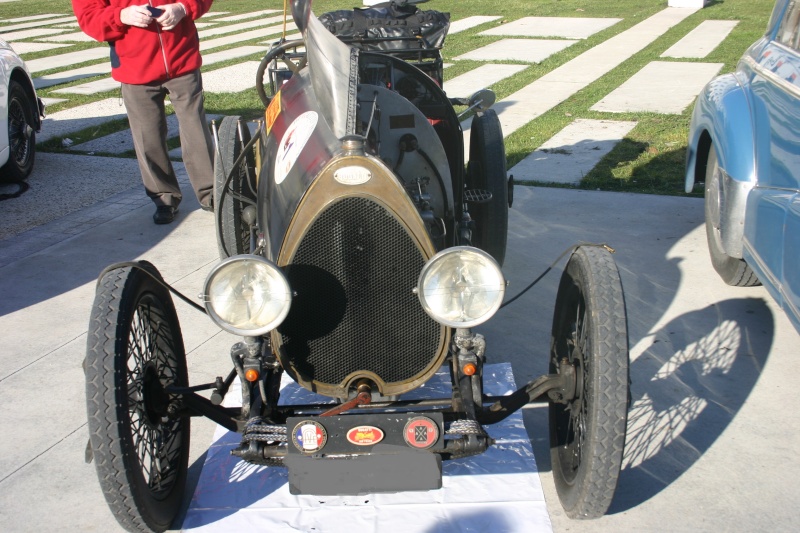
[279,197,441,386]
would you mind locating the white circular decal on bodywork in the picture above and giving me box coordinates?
[275,111,318,185]
[334,165,372,185]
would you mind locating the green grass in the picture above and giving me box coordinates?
[1,0,777,194]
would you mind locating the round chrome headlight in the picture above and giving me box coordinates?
[203,255,292,336]
[416,247,505,328]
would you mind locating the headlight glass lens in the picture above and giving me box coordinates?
[417,247,505,328]
[204,256,291,336]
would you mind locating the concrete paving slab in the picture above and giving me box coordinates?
[25,47,108,74]
[48,41,268,95]
[213,10,281,22]
[193,22,217,29]
[37,30,96,42]
[669,0,710,7]
[454,38,577,63]
[50,75,119,95]
[448,15,502,35]
[202,12,230,18]
[661,19,739,58]
[52,54,263,96]
[197,15,290,39]
[480,16,622,39]
[465,7,698,153]
[444,63,527,98]
[0,27,69,41]
[33,61,111,90]
[8,41,70,54]
[37,98,128,143]
[0,14,68,24]
[0,16,76,33]
[199,24,286,51]
[40,97,67,106]
[200,45,267,65]
[591,61,723,114]
[202,61,261,93]
[508,119,637,184]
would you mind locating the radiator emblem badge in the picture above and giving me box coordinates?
[403,417,439,449]
[292,420,328,453]
[334,166,372,185]
[346,425,385,446]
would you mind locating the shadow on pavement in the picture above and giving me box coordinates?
[610,297,773,513]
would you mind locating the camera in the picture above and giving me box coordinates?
[146,5,164,17]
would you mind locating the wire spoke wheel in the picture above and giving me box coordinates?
[549,246,628,519]
[215,116,257,258]
[86,262,189,532]
[255,40,307,108]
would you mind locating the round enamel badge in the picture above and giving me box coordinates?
[403,417,439,449]
[292,420,327,453]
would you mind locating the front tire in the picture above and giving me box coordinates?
[466,109,508,266]
[704,145,759,286]
[86,262,189,532]
[215,116,256,259]
[1,81,36,181]
[549,246,628,519]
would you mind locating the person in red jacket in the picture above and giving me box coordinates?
[72,1,215,224]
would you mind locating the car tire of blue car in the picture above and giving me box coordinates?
[703,145,760,287]
[85,261,190,533]
[1,80,36,182]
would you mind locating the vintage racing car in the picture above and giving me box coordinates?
[84,1,630,531]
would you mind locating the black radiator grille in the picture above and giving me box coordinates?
[279,197,441,386]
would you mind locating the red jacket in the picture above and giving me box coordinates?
[72,0,213,84]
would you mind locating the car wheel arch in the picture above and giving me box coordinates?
[9,68,41,130]
[688,82,758,194]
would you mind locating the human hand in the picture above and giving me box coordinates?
[156,3,187,31]
[120,5,155,28]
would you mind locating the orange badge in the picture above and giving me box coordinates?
[346,425,384,446]
[265,90,282,134]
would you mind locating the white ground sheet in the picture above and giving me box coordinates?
[181,363,552,532]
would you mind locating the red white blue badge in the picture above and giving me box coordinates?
[292,420,327,453]
[403,417,439,449]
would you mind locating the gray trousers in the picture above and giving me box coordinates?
[122,69,214,209]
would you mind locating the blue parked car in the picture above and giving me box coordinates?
[685,0,800,334]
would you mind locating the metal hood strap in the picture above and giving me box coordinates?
[294,0,359,140]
